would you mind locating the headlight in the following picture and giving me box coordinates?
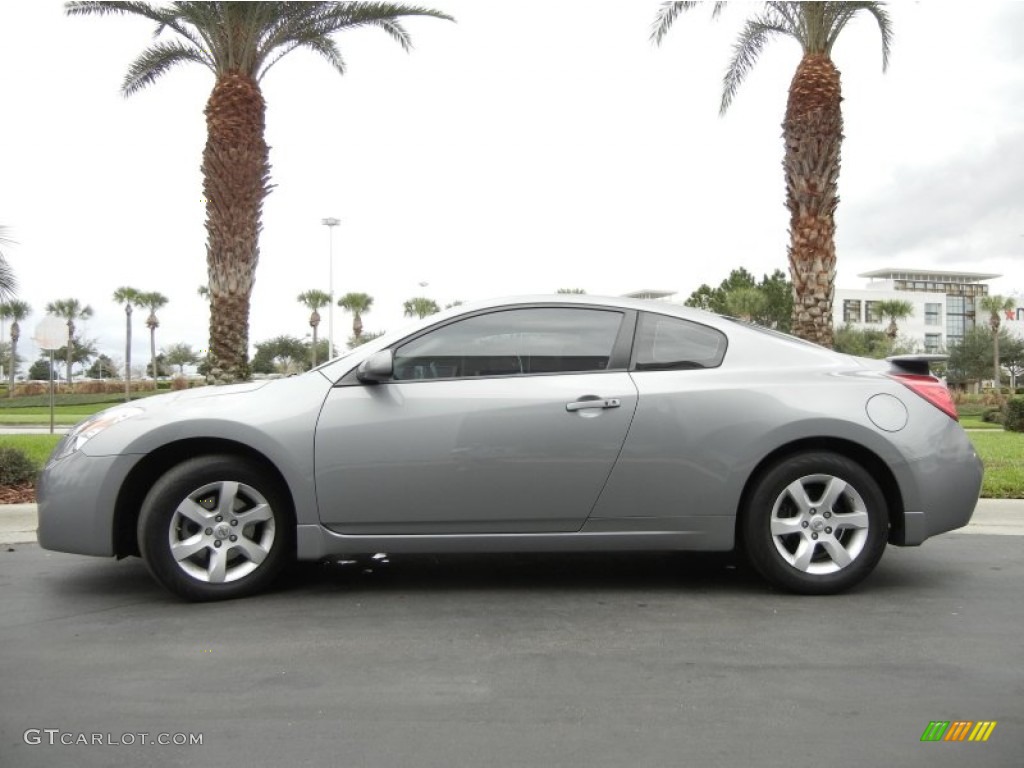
[51,407,145,462]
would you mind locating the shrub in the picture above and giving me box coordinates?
[982,407,1006,424]
[0,446,38,486]
[171,377,189,391]
[1005,398,1024,433]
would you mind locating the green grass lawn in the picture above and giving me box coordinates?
[0,434,62,468]
[2,429,1021,498]
[967,430,1024,499]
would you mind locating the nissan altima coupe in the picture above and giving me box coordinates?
[37,296,983,601]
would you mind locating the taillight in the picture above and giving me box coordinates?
[889,373,959,421]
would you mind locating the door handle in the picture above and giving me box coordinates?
[566,398,621,412]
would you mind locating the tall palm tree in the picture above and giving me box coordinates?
[45,298,94,386]
[338,292,374,343]
[67,2,454,383]
[297,289,332,367]
[980,294,1016,388]
[139,291,169,381]
[872,299,913,341]
[113,286,144,400]
[0,300,31,396]
[403,297,439,319]
[652,2,893,347]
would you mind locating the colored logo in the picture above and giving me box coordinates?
[920,721,997,742]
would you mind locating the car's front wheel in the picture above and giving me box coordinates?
[138,455,294,601]
[741,452,888,594]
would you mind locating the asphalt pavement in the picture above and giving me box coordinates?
[1,530,1022,767]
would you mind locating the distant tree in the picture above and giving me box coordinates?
[684,268,792,330]
[139,291,169,379]
[87,354,119,379]
[251,335,308,375]
[946,327,996,389]
[55,336,99,379]
[724,286,767,322]
[872,299,914,340]
[1001,334,1024,389]
[28,358,54,381]
[338,292,374,345]
[833,324,894,359]
[113,286,144,400]
[297,290,332,366]
[46,298,94,386]
[979,294,1016,388]
[556,288,586,294]
[0,300,31,396]
[347,330,385,349]
[403,297,440,319]
[445,300,464,309]
[163,342,200,375]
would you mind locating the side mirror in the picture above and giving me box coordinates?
[356,350,394,383]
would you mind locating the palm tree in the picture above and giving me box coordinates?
[139,291,169,381]
[980,294,1016,388]
[0,300,31,396]
[297,289,332,366]
[403,297,440,319]
[67,2,454,383]
[652,2,892,347]
[338,292,374,344]
[45,298,94,386]
[872,299,913,341]
[0,226,18,302]
[113,286,144,400]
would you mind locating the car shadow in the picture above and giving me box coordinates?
[276,551,765,595]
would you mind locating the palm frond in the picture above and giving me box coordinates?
[721,16,791,115]
[824,1,892,71]
[0,257,17,303]
[651,1,701,46]
[122,40,212,94]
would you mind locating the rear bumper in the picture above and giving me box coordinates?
[889,429,984,546]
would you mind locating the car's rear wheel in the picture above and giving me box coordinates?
[138,455,293,601]
[741,452,888,594]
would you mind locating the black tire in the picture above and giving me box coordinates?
[138,455,294,601]
[740,452,888,594]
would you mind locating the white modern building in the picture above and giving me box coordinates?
[834,268,1012,352]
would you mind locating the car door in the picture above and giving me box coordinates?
[314,306,638,534]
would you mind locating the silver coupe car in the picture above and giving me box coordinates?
[37,296,983,600]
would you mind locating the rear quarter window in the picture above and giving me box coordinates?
[633,312,727,371]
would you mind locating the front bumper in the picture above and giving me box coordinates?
[36,451,139,557]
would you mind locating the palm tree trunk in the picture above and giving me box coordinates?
[125,305,132,401]
[202,72,270,384]
[150,326,157,382]
[783,54,843,348]
[994,331,1001,389]
[8,323,18,397]
[66,321,74,389]
[311,322,319,367]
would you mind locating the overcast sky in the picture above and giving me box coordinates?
[1,1,1022,370]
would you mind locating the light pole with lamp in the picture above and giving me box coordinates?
[321,217,340,358]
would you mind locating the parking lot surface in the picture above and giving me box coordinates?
[1,535,1021,767]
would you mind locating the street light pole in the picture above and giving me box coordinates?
[321,217,340,358]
